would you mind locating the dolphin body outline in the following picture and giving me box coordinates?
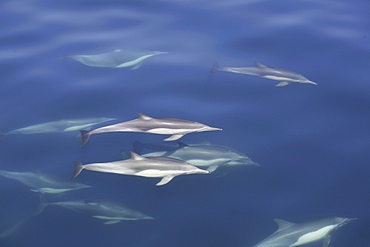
[253,217,356,247]
[71,152,209,186]
[79,113,221,146]
[212,61,317,87]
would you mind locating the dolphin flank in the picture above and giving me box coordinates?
[71,151,210,186]
[253,217,356,247]
[79,113,221,146]
[211,61,317,87]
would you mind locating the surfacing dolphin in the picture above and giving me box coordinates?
[0,170,91,194]
[71,151,210,186]
[79,113,221,146]
[6,117,116,135]
[141,141,259,172]
[211,61,317,87]
[39,199,153,224]
[253,217,356,247]
[70,50,168,69]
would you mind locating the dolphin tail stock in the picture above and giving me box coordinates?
[79,130,91,147]
[71,161,84,180]
[210,61,220,73]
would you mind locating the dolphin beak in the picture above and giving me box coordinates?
[208,127,222,131]
[307,80,318,85]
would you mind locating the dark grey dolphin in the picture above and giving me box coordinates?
[70,50,167,69]
[141,141,259,172]
[6,117,116,135]
[79,113,221,146]
[39,199,153,224]
[212,61,317,87]
[71,152,210,186]
[253,217,356,247]
[0,170,91,194]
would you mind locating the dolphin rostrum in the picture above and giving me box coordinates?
[141,141,259,172]
[38,199,153,224]
[70,50,168,69]
[253,217,356,247]
[0,170,91,194]
[79,113,221,146]
[6,117,116,135]
[71,152,210,186]
[211,61,317,87]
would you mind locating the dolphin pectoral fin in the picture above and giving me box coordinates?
[156,175,175,186]
[207,165,219,173]
[164,134,184,141]
[130,61,143,70]
[104,220,121,224]
[322,234,331,247]
[275,81,291,87]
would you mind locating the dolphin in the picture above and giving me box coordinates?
[0,170,91,194]
[70,50,168,69]
[211,61,317,87]
[140,141,259,172]
[71,152,210,186]
[6,117,116,135]
[38,199,153,224]
[253,217,356,247]
[79,113,221,146]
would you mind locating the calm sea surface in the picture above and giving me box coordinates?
[1,0,369,246]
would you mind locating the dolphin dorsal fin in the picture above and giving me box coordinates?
[177,142,189,148]
[274,219,295,231]
[129,151,146,160]
[255,62,268,68]
[137,113,153,121]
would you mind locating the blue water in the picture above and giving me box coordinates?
[1,0,369,246]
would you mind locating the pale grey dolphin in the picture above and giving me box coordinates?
[70,50,168,69]
[0,170,91,194]
[253,217,356,247]
[79,113,221,146]
[140,141,259,172]
[6,117,116,135]
[39,199,153,224]
[71,152,210,186]
[211,61,317,87]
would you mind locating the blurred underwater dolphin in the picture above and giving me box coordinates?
[71,151,210,186]
[140,141,259,172]
[211,61,317,87]
[0,170,91,194]
[70,50,168,69]
[6,117,116,135]
[253,217,356,247]
[38,199,153,224]
[79,113,221,146]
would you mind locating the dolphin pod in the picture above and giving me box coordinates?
[212,61,317,87]
[79,113,222,146]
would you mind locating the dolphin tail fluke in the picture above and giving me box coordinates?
[79,130,91,147]
[33,194,48,216]
[210,61,219,73]
[71,161,84,180]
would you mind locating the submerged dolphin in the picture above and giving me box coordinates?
[211,61,317,87]
[0,170,91,194]
[140,141,259,172]
[6,117,116,135]
[70,50,168,69]
[253,217,356,247]
[39,199,153,224]
[79,113,221,146]
[71,152,210,186]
